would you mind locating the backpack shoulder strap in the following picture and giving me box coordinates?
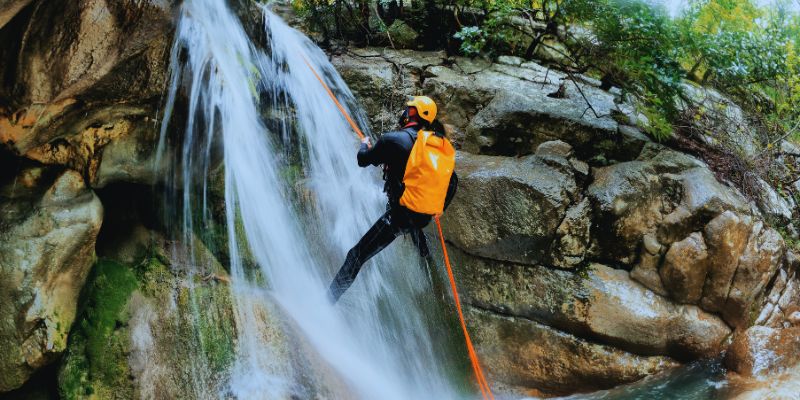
[403,127,418,142]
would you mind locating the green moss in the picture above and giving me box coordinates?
[641,105,674,141]
[59,259,138,400]
[135,251,171,298]
[192,285,236,375]
[595,139,617,153]
[777,226,800,252]
[84,261,137,378]
[60,238,238,398]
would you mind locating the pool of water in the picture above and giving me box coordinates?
[558,360,731,400]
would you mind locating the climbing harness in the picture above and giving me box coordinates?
[302,53,495,400]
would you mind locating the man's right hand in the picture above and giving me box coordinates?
[361,136,371,148]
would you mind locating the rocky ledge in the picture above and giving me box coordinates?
[0,0,175,392]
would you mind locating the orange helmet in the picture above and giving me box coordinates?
[406,96,437,123]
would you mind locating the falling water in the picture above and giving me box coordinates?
[157,0,465,398]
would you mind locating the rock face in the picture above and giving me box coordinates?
[660,232,709,304]
[0,169,103,391]
[724,251,800,400]
[726,326,800,377]
[0,0,174,187]
[442,151,579,265]
[331,48,638,161]
[334,47,798,395]
[701,211,753,312]
[467,307,677,395]
[586,149,750,266]
[0,0,177,392]
[452,248,730,360]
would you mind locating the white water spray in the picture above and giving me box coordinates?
[158,1,466,398]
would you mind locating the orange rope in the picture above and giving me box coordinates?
[435,216,495,400]
[303,52,493,399]
[301,54,365,140]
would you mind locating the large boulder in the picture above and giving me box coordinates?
[723,223,786,328]
[461,82,617,156]
[723,326,800,400]
[0,0,174,186]
[585,146,786,328]
[587,146,750,266]
[333,48,652,160]
[441,151,579,265]
[700,211,753,312]
[0,169,103,391]
[660,232,709,304]
[450,248,731,360]
[467,307,677,396]
[726,326,800,377]
[419,58,622,156]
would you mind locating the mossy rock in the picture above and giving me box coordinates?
[58,259,138,400]
[58,237,238,399]
[387,20,419,49]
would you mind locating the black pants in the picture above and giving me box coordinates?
[329,206,431,302]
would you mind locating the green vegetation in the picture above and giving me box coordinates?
[59,259,138,399]
[60,244,238,398]
[778,226,800,252]
[189,283,237,375]
[295,0,798,144]
[294,0,798,205]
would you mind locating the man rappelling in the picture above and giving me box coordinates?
[328,96,458,302]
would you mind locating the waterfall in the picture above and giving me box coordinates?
[157,0,466,398]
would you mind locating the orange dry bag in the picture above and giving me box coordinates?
[400,130,456,215]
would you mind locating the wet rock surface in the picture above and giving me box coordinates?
[451,247,730,360]
[726,326,800,377]
[660,232,709,304]
[467,307,677,396]
[57,229,239,399]
[0,169,103,391]
[331,48,642,160]
[441,151,579,265]
[0,0,174,187]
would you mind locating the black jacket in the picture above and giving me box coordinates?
[357,126,458,212]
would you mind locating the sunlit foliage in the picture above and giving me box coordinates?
[295,0,798,143]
